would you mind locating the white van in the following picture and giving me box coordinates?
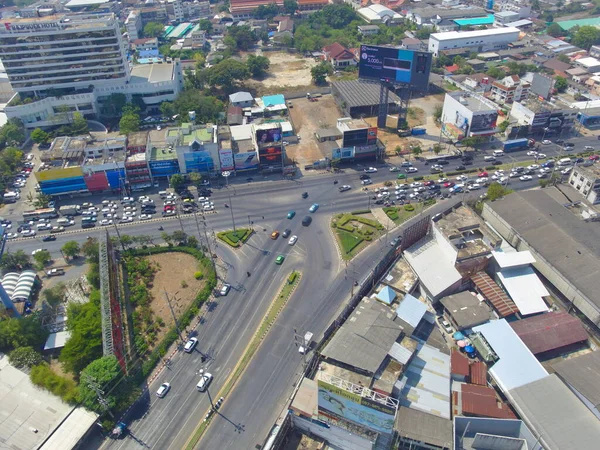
[493,150,505,157]
[559,157,572,167]
[196,372,213,392]
[158,190,168,198]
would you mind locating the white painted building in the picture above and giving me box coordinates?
[569,165,600,205]
[125,10,142,41]
[428,27,520,57]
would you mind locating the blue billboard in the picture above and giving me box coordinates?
[234,151,259,171]
[359,45,432,90]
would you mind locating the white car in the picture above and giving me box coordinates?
[198,197,208,202]
[542,140,552,145]
[184,337,198,353]
[527,164,539,170]
[537,153,547,159]
[124,211,136,217]
[456,175,468,182]
[164,200,176,206]
[468,183,481,190]
[156,382,170,398]
[561,167,572,175]
[82,211,97,217]
[138,195,150,201]
[31,248,46,255]
[139,214,152,220]
[389,167,399,172]
[519,175,533,181]
[361,179,372,185]
[438,177,448,183]
[509,172,520,178]
[164,210,176,216]
[410,182,421,188]
[364,167,378,173]
[289,235,298,245]
[21,229,36,237]
[119,216,134,223]
[406,167,418,173]
[220,284,231,296]
[203,205,214,211]
[585,145,594,150]
[484,156,496,161]
[123,206,135,211]
[338,185,351,192]
[36,223,52,231]
[99,219,113,226]
[6,232,18,239]
[527,150,538,156]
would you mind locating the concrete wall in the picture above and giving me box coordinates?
[291,415,374,450]
[482,203,600,326]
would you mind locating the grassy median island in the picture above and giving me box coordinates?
[383,199,436,225]
[332,212,385,260]
[216,228,252,247]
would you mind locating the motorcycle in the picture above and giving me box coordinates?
[247,271,251,277]
[158,226,164,231]
[333,180,338,184]
[224,203,229,208]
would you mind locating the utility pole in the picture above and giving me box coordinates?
[293,328,310,371]
[82,374,114,418]
[164,290,184,343]
[222,171,236,231]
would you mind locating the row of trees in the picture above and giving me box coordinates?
[546,23,600,51]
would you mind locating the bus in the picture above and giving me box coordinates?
[23,208,58,221]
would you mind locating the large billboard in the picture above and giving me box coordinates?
[317,380,395,435]
[342,128,377,148]
[359,45,432,90]
[470,111,498,133]
[256,127,282,144]
[35,166,83,182]
[234,151,259,171]
[258,145,283,165]
[218,148,234,171]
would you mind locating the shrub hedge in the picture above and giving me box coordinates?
[404,204,415,211]
[217,229,252,247]
[351,210,371,215]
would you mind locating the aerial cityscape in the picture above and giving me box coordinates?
[0,0,600,449]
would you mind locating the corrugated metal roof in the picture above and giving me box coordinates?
[461,383,516,419]
[451,350,470,377]
[552,351,600,407]
[498,266,549,316]
[395,293,427,329]
[471,271,518,318]
[470,361,487,386]
[332,79,401,108]
[388,341,414,365]
[509,312,588,355]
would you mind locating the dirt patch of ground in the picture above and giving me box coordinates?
[146,252,207,340]
[287,95,342,166]
[49,357,76,382]
[247,51,319,95]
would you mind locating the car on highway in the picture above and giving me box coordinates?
[139,214,152,221]
[289,235,298,246]
[287,211,296,219]
[50,226,65,234]
[184,337,198,353]
[565,142,575,147]
[271,231,280,240]
[282,229,291,238]
[36,223,52,231]
[542,140,552,145]
[406,167,418,173]
[21,230,36,237]
[99,219,112,226]
[519,175,533,181]
[361,179,372,185]
[397,173,406,179]
[197,372,213,392]
[220,284,231,296]
[401,161,412,167]
[455,165,466,171]
[309,203,319,213]
[359,174,371,180]
[555,139,564,145]
[364,167,377,173]
[156,382,171,398]
[302,216,312,226]
[32,248,46,255]
[6,232,18,239]
[338,185,351,192]
[119,217,134,224]
[301,192,308,199]
[46,268,65,277]
[275,255,285,265]
[484,156,496,161]
[537,153,547,159]
[585,145,595,151]
[389,167,399,172]
[41,235,56,242]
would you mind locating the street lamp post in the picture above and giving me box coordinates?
[222,171,236,232]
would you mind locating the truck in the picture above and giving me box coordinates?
[502,138,535,152]
[59,205,81,216]
[411,127,427,136]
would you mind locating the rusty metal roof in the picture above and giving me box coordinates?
[471,271,519,318]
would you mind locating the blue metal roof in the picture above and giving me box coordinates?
[262,94,285,107]
[396,293,427,329]
[377,285,397,305]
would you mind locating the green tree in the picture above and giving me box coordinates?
[187,235,199,248]
[118,234,134,249]
[61,241,80,259]
[60,299,102,374]
[82,238,99,262]
[198,19,213,33]
[119,104,141,135]
[246,54,270,78]
[100,93,127,117]
[227,25,257,51]
[318,4,358,29]
[170,173,185,190]
[498,120,510,133]
[172,92,224,124]
[486,182,512,201]
[0,119,25,148]
[33,249,52,270]
[311,61,332,85]
[0,316,48,352]
[284,0,298,14]
[204,59,250,90]
[1,146,23,170]
[412,146,422,158]
[43,282,66,308]
[554,76,568,93]
[486,66,505,79]
[0,250,31,272]
[188,172,202,187]
[572,25,600,50]
[253,3,279,20]
[79,356,122,412]
[26,192,52,208]
[172,230,188,245]
[547,23,564,38]
[432,144,442,155]
[143,22,164,38]
[433,104,443,122]
[160,102,175,119]
[161,231,174,245]
[31,128,50,144]
[70,112,89,135]
[8,346,42,369]
[461,136,483,150]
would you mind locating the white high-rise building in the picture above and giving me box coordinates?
[0,13,129,95]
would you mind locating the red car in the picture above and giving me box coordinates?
[478,171,488,177]
[590,154,599,161]
[444,181,455,188]
[163,205,175,211]
[424,180,435,186]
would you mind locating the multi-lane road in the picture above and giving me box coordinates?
[3,134,599,450]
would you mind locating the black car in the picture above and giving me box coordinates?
[42,235,56,242]
[463,160,473,165]
[429,184,441,190]
[455,165,466,171]
[566,142,575,147]
[246,177,253,182]
[302,216,312,226]
[515,167,525,173]
[555,139,564,144]
[492,160,502,165]
[282,229,291,238]
[438,160,450,165]
[576,157,584,163]
[82,222,96,229]
[359,174,371,180]
[461,155,473,161]
[302,192,309,199]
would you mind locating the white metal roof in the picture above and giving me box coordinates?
[229,124,253,141]
[497,266,549,316]
[388,341,414,365]
[44,331,71,351]
[576,57,600,67]
[430,27,520,41]
[39,407,98,450]
[473,320,548,393]
[492,250,536,269]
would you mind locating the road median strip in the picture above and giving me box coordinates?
[184,271,302,450]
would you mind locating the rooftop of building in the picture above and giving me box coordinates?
[484,187,600,311]
[440,291,492,329]
[149,145,177,161]
[453,416,540,450]
[552,350,600,407]
[130,63,175,84]
[573,162,600,179]
[332,79,401,108]
[430,26,520,41]
[337,117,371,131]
[126,152,147,163]
[395,407,453,449]
[0,12,116,30]
[456,382,516,419]
[381,258,418,295]
[181,127,214,145]
[127,130,149,148]
[320,296,403,374]
[447,91,497,114]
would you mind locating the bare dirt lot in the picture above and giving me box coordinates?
[287,95,342,166]
[146,252,207,341]
[247,51,318,96]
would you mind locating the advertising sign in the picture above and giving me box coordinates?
[35,166,83,182]
[234,151,259,171]
[342,129,368,148]
[218,148,234,171]
[258,145,283,165]
[332,147,355,160]
[359,45,432,90]
[317,380,395,435]
[367,127,378,144]
[256,128,282,144]
[470,111,498,133]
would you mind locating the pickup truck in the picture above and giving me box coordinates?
[46,268,65,277]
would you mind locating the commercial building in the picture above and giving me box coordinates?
[125,10,142,41]
[333,117,379,161]
[428,27,520,57]
[509,99,577,136]
[332,79,400,119]
[405,7,488,28]
[441,92,499,140]
[569,164,600,205]
[440,291,492,331]
[453,417,543,450]
[490,75,530,104]
[229,0,284,19]
[482,187,600,330]
[357,5,402,24]
[1,13,183,128]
